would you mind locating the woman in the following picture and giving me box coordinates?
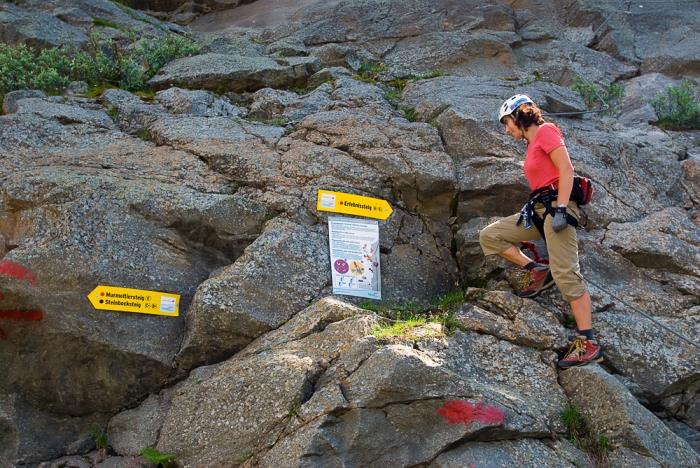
[479,94,602,369]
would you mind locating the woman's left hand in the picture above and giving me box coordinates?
[552,206,568,232]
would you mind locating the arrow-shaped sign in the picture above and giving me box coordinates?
[316,190,393,220]
[87,286,180,317]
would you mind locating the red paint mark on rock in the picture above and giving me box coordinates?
[436,400,505,434]
[0,260,38,285]
[0,310,43,321]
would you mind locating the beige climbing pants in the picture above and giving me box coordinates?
[479,200,587,302]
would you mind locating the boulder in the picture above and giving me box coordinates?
[158,298,568,466]
[175,218,331,369]
[602,208,700,277]
[266,36,307,57]
[400,76,585,161]
[248,88,302,120]
[155,87,243,117]
[12,98,115,128]
[454,217,512,285]
[307,66,354,89]
[456,156,530,223]
[560,364,700,467]
[0,171,270,416]
[23,0,174,40]
[455,289,569,350]
[0,2,89,49]
[2,89,47,114]
[618,73,680,125]
[146,53,308,93]
[427,438,586,468]
[294,102,457,222]
[565,0,700,78]
[145,114,288,186]
[309,43,376,71]
[107,387,180,457]
[0,394,110,467]
[594,311,700,401]
[198,34,266,56]
[100,88,168,134]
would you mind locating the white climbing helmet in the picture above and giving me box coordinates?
[498,94,534,123]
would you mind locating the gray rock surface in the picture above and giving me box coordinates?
[2,89,47,114]
[155,87,243,117]
[560,364,700,467]
[455,290,569,350]
[0,394,110,466]
[157,297,570,467]
[427,438,585,468]
[0,2,89,49]
[2,0,700,465]
[175,218,331,369]
[618,73,680,125]
[147,53,308,93]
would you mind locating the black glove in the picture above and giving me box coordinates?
[551,206,569,233]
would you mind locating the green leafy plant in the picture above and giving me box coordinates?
[0,30,200,106]
[134,34,200,78]
[139,447,176,468]
[571,77,626,114]
[561,404,611,467]
[650,80,700,130]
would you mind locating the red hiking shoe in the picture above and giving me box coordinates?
[558,336,604,369]
[517,266,555,299]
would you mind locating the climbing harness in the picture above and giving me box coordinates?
[519,242,700,351]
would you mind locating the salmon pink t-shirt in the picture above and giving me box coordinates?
[523,123,566,190]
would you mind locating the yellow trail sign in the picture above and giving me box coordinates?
[317,190,393,220]
[87,286,180,317]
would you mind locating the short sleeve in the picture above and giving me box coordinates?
[538,124,566,154]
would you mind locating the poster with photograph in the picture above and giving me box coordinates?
[328,216,381,299]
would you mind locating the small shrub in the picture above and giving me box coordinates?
[134,34,201,78]
[571,77,626,114]
[139,447,176,468]
[650,80,700,130]
[561,404,611,467]
[0,30,200,103]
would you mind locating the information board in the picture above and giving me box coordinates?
[328,216,381,299]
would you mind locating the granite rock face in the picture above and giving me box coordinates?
[2,0,700,466]
[560,365,700,467]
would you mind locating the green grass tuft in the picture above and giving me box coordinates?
[561,404,611,467]
[139,447,176,468]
